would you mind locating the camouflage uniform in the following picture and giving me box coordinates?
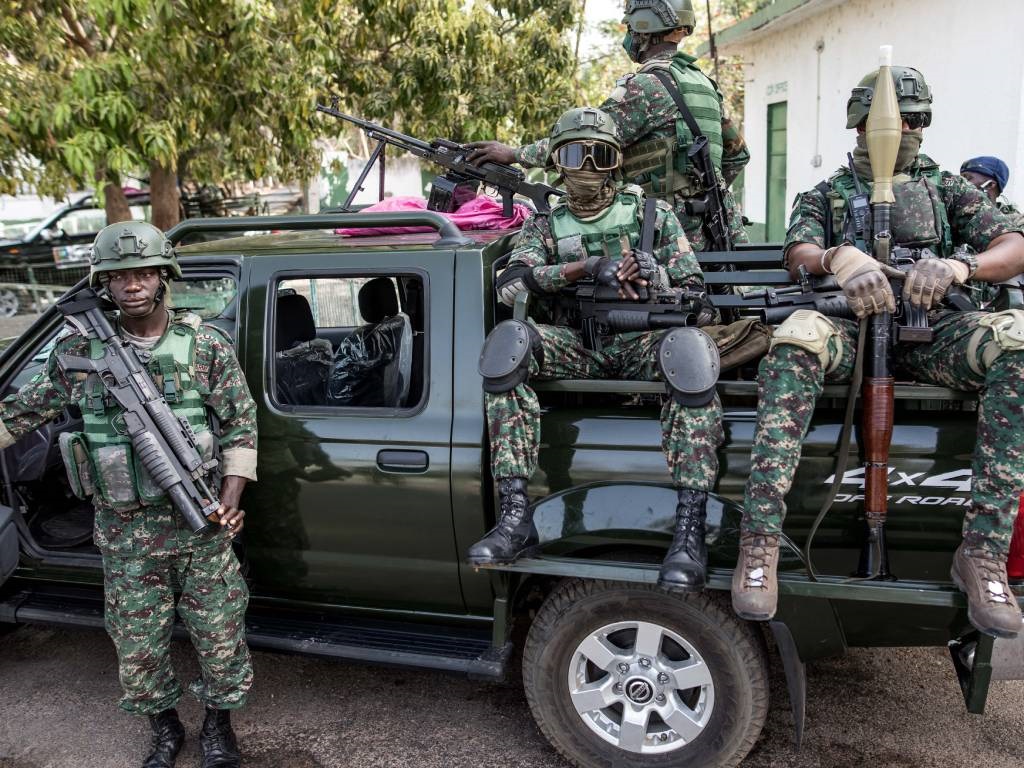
[514,50,749,251]
[488,195,723,488]
[997,195,1024,226]
[0,313,258,715]
[744,157,1024,557]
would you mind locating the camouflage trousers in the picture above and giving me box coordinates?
[487,323,723,488]
[743,312,1024,556]
[102,538,252,715]
[675,187,749,252]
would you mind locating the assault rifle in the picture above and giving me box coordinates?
[316,99,563,217]
[55,289,220,534]
[559,283,706,352]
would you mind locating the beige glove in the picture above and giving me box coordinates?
[902,258,970,310]
[826,246,901,318]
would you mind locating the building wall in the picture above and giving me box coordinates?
[729,0,1024,237]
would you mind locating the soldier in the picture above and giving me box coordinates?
[466,0,749,251]
[468,107,723,591]
[961,156,1023,223]
[730,67,1024,638]
[0,222,257,768]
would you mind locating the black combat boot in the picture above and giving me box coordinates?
[658,489,708,591]
[466,477,537,566]
[141,708,185,768]
[199,708,241,768]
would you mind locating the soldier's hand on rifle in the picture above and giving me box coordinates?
[902,258,969,310]
[825,245,903,318]
[466,141,516,167]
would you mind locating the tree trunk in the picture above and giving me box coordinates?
[150,162,181,230]
[103,175,132,224]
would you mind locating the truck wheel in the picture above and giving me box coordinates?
[0,289,19,317]
[522,579,768,768]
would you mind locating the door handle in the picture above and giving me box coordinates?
[376,449,429,473]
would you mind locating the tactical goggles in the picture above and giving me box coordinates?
[553,141,621,171]
[902,112,931,130]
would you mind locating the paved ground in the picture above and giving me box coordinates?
[1,625,1022,768]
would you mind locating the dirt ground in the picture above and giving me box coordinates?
[0,624,1022,768]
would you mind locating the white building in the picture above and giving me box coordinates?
[705,0,1024,241]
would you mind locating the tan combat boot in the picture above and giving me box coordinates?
[731,532,781,621]
[951,543,1023,639]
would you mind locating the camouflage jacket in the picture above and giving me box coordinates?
[997,195,1024,226]
[785,154,1023,257]
[508,192,703,293]
[514,51,749,185]
[0,311,258,556]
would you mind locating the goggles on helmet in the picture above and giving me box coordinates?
[553,141,621,172]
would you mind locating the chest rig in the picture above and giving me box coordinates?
[73,312,213,510]
[822,157,953,256]
[547,187,645,262]
[620,53,724,199]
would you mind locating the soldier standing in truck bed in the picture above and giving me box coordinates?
[467,0,749,251]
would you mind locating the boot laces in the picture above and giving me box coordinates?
[741,535,778,590]
[971,551,1012,605]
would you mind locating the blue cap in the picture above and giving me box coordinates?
[960,156,1009,193]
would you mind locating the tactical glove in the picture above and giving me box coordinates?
[583,255,621,287]
[631,249,667,289]
[902,258,970,310]
[827,246,900,319]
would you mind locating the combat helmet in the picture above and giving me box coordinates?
[89,220,182,287]
[622,0,695,34]
[847,66,932,129]
[548,107,622,171]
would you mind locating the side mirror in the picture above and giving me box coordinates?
[38,227,63,243]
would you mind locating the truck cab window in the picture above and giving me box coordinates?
[272,275,425,410]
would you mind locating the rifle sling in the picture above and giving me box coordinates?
[640,197,657,255]
[802,316,868,581]
[649,70,704,144]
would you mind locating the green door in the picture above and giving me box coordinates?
[766,101,789,243]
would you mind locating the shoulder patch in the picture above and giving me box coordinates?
[654,198,674,213]
[170,310,203,331]
[615,73,635,87]
[199,322,232,345]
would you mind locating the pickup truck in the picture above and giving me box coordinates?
[0,212,1021,768]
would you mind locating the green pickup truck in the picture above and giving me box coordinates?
[0,212,1021,768]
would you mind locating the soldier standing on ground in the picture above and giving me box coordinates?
[729,67,1024,639]
[0,222,257,768]
[468,107,724,590]
[466,0,749,251]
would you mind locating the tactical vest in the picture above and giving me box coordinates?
[621,52,724,199]
[547,187,644,262]
[67,312,215,510]
[823,157,953,256]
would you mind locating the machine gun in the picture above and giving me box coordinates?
[55,289,220,534]
[316,99,563,217]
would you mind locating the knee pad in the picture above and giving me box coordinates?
[967,309,1024,375]
[658,327,720,406]
[479,320,543,393]
[769,310,843,374]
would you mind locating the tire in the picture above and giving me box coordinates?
[522,579,769,768]
[0,289,19,318]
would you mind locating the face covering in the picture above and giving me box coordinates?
[852,130,924,179]
[562,168,615,217]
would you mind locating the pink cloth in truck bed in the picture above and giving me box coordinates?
[335,195,531,236]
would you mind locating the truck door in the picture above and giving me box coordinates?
[244,249,461,613]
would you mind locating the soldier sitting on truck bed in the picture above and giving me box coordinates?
[731,66,1024,640]
[467,107,724,591]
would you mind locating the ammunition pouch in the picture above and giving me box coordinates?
[658,327,720,406]
[59,432,95,500]
[770,310,844,374]
[967,309,1024,376]
[479,320,543,393]
[702,319,771,372]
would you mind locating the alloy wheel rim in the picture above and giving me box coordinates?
[566,619,714,754]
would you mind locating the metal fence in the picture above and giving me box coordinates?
[0,264,89,317]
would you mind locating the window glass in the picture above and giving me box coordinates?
[169,277,237,320]
[272,274,424,410]
[55,205,147,238]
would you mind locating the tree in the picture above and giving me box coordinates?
[0,1,326,227]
